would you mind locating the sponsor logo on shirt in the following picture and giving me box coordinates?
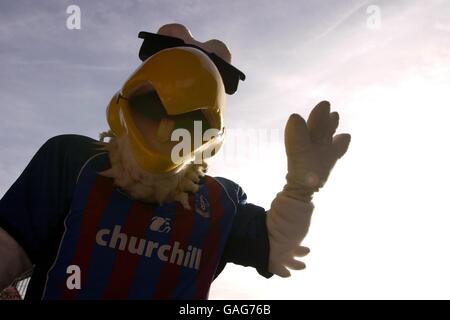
[95,225,202,270]
[149,216,171,233]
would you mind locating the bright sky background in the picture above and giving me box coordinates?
[1,0,450,299]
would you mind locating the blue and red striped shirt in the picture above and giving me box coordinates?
[0,135,272,300]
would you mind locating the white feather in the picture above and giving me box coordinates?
[99,134,205,209]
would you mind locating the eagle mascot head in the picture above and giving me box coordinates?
[99,24,245,209]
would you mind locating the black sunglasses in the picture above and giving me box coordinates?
[138,31,246,95]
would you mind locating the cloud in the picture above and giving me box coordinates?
[1,0,450,299]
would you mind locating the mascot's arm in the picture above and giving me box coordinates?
[266,101,351,277]
[0,228,32,291]
[0,135,99,291]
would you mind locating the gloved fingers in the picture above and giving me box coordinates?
[293,246,310,257]
[307,101,330,143]
[332,133,351,159]
[269,262,292,278]
[316,111,339,145]
[327,112,340,140]
[318,111,339,144]
[284,113,311,156]
[285,258,306,270]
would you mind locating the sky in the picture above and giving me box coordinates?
[1,0,450,299]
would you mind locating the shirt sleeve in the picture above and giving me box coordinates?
[214,177,273,279]
[0,134,100,264]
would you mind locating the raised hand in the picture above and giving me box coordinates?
[266,101,350,277]
[284,101,351,201]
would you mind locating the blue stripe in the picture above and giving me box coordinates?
[77,189,132,299]
[43,158,99,299]
[127,202,177,299]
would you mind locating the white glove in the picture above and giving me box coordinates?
[267,101,351,277]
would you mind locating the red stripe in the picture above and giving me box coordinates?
[102,202,154,299]
[60,175,114,300]
[193,177,224,299]
[152,199,196,299]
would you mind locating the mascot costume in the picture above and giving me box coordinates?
[0,24,350,299]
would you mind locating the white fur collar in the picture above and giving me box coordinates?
[98,134,206,210]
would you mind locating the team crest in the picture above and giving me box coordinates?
[195,194,210,218]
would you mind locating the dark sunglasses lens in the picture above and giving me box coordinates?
[139,33,184,61]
